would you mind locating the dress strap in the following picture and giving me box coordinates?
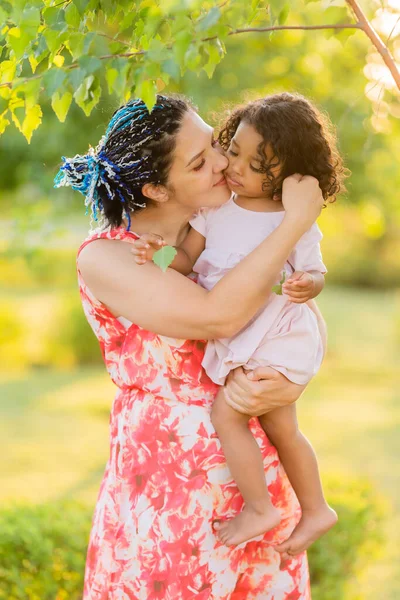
[77,226,139,259]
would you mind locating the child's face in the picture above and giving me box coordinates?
[225,121,282,199]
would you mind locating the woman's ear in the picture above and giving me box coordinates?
[141,183,169,204]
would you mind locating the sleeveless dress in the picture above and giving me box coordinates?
[77,227,311,600]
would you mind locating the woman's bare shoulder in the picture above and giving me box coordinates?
[78,238,134,276]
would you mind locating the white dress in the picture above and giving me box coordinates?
[190,197,327,386]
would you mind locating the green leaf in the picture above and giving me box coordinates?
[162,58,180,83]
[73,0,89,16]
[69,67,87,90]
[135,79,157,111]
[173,30,192,68]
[65,2,81,28]
[203,41,224,78]
[65,32,85,60]
[152,246,177,272]
[197,7,221,32]
[51,90,73,122]
[42,6,66,29]
[7,27,32,60]
[278,3,290,25]
[20,6,41,29]
[271,271,287,295]
[44,30,61,54]
[43,68,67,98]
[148,38,166,63]
[74,75,101,116]
[105,67,118,95]
[78,55,102,75]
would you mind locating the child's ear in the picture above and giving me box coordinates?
[141,183,169,204]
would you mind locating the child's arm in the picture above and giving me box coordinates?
[131,227,206,276]
[283,221,326,303]
[282,270,325,303]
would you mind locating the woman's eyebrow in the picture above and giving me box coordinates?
[186,131,215,167]
[186,150,205,167]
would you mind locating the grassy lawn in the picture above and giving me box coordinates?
[1,286,399,598]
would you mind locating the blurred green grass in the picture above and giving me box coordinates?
[1,285,399,598]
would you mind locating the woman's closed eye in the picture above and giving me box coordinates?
[193,158,206,171]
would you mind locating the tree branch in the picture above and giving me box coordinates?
[345,0,400,91]
[202,22,362,42]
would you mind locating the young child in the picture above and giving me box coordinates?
[132,93,346,554]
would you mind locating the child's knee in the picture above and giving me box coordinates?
[263,413,299,446]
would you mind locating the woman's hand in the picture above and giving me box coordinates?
[131,233,166,265]
[281,174,324,231]
[224,366,306,416]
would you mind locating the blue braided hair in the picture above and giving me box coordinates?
[54,95,193,230]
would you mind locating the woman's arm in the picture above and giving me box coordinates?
[78,175,323,341]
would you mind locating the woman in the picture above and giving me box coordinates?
[56,95,325,599]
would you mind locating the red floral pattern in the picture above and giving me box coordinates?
[77,227,311,599]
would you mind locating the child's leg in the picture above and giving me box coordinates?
[211,387,280,546]
[259,404,337,556]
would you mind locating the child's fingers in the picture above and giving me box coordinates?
[133,233,165,250]
[283,285,311,296]
[287,296,309,304]
[286,270,305,284]
[285,289,310,299]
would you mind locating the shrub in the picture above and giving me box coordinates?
[49,293,102,367]
[309,476,386,600]
[0,475,386,599]
[0,501,92,600]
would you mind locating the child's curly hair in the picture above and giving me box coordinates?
[218,92,348,203]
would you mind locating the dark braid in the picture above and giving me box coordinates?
[219,92,348,203]
[54,95,193,229]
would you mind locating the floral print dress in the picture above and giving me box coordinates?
[77,227,311,600]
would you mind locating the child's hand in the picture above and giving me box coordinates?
[131,233,166,265]
[282,271,315,303]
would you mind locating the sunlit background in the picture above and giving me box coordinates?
[1,1,399,598]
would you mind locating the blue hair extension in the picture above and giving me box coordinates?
[54,94,189,231]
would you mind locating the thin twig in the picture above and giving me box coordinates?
[203,22,362,41]
[346,0,400,91]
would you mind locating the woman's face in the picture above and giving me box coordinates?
[165,110,230,210]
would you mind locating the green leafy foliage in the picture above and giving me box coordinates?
[0,475,385,599]
[152,245,177,272]
[2,0,385,143]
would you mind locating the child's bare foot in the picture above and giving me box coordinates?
[214,506,281,546]
[274,505,337,557]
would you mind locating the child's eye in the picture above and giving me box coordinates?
[250,164,264,173]
[193,159,206,171]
